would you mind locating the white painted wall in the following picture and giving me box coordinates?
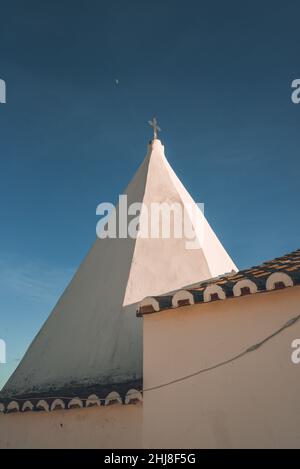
[4,139,236,396]
[143,286,300,448]
[0,404,142,449]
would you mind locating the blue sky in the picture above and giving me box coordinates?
[0,0,299,389]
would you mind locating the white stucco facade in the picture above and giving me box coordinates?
[0,403,142,449]
[1,286,300,448]
[143,286,300,449]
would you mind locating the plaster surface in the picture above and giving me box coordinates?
[143,286,300,448]
[0,403,142,449]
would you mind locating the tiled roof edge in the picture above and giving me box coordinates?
[0,380,143,414]
[137,248,300,315]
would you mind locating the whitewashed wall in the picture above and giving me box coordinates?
[0,403,142,449]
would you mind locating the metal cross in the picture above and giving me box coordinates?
[148,117,161,140]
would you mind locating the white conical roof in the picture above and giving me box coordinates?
[124,139,237,305]
[3,138,237,396]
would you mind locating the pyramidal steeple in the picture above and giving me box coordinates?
[2,136,237,397]
[124,138,237,305]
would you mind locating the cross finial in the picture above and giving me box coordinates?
[148,117,161,140]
